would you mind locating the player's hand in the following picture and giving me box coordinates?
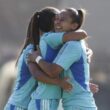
[89,82,99,94]
[27,51,40,63]
[86,48,93,63]
[59,77,73,92]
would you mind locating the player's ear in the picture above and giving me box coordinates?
[71,23,78,30]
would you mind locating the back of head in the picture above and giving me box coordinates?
[39,7,60,32]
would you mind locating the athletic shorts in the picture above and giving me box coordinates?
[28,99,60,110]
[4,103,27,110]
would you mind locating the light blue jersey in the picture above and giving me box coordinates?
[31,32,65,99]
[5,44,38,109]
[53,40,97,108]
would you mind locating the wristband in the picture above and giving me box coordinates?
[35,56,42,64]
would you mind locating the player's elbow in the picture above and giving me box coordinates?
[81,30,87,38]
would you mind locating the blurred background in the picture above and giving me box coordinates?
[0,0,110,110]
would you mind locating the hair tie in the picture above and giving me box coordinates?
[36,12,40,18]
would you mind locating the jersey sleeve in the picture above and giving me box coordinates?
[44,32,65,48]
[53,41,82,70]
[23,45,34,65]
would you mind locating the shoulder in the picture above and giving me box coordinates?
[23,44,34,57]
[63,41,82,53]
[46,32,65,37]
[24,44,34,52]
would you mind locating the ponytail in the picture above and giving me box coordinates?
[30,12,40,51]
[77,9,86,29]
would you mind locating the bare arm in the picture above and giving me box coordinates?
[37,59,63,78]
[28,62,60,83]
[28,62,72,91]
[62,30,87,42]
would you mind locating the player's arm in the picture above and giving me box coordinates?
[63,30,87,42]
[27,62,72,91]
[35,59,63,78]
